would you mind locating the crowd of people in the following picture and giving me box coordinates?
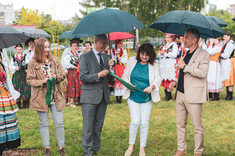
[0,29,234,156]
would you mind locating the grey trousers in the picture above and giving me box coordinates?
[82,98,107,156]
[37,104,65,147]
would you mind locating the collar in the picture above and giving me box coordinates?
[187,46,198,55]
[93,48,104,55]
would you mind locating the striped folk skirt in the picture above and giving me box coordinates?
[66,69,82,98]
[0,87,21,152]
[223,58,235,87]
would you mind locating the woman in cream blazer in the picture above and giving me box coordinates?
[122,43,161,156]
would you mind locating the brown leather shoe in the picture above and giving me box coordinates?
[194,153,202,156]
[44,148,50,156]
[173,150,186,156]
[59,147,66,156]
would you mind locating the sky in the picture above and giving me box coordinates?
[0,0,234,21]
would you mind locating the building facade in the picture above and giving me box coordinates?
[0,3,20,25]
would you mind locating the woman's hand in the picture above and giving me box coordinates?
[143,86,153,94]
[43,77,49,84]
[16,67,20,71]
[159,49,165,55]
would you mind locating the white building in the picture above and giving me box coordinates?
[0,3,20,25]
[228,4,235,15]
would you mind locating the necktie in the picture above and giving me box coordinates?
[98,53,104,70]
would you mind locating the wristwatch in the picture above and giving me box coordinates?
[152,85,155,90]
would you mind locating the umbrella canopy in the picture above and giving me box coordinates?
[206,17,225,37]
[233,17,235,21]
[206,16,227,27]
[149,10,223,38]
[0,26,29,49]
[107,32,134,41]
[72,8,145,36]
[59,30,90,39]
[18,28,51,38]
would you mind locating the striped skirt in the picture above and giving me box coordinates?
[0,113,21,151]
[223,58,235,87]
[0,87,20,151]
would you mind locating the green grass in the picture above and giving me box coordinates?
[16,87,235,156]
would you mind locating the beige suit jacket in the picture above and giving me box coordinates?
[175,47,210,103]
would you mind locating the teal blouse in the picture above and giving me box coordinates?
[129,62,151,103]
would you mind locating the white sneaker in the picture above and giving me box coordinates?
[70,104,76,107]
[66,102,70,106]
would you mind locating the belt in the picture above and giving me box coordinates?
[68,68,75,70]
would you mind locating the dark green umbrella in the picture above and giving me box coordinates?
[149,10,222,38]
[59,30,89,39]
[72,8,145,36]
[206,17,225,37]
[233,17,235,21]
[206,16,227,27]
[0,26,29,49]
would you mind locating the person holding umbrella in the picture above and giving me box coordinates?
[111,39,128,103]
[220,31,235,100]
[158,33,178,101]
[9,44,31,109]
[27,38,66,156]
[169,29,210,156]
[79,34,114,156]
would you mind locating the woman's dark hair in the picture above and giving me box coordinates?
[136,43,156,65]
[70,40,78,46]
[15,43,23,48]
[225,31,232,40]
[83,41,92,46]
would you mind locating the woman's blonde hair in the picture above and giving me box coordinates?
[34,38,52,63]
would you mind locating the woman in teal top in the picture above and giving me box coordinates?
[122,43,161,156]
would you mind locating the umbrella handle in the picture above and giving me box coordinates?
[181,24,187,58]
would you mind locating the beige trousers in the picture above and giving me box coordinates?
[176,91,204,154]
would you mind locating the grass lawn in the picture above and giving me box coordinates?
[16,87,235,156]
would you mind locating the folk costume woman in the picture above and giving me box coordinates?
[205,38,223,100]
[62,40,82,107]
[158,33,178,101]
[220,31,235,100]
[9,44,31,109]
[0,61,21,155]
[111,39,128,103]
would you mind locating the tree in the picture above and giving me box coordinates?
[18,8,44,28]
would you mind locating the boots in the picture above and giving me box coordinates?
[17,100,22,109]
[116,96,119,103]
[225,91,233,100]
[23,101,29,108]
[119,96,122,104]
[165,91,172,101]
[209,92,213,99]
[212,93,220,101]
[116,96,122,104]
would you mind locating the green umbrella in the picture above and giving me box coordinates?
[149,10,223,38]
[206,17,225,37]
[72,8,145,36]
[206,16,227,27]
[59,30,89,39]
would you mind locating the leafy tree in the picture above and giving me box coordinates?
[18,8,44,28]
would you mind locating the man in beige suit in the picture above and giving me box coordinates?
[169,29,210,156]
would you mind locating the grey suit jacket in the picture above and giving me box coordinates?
[79,50,113,104]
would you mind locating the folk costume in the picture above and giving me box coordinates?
[9,53,31,109]
[206,42,223,100]
[0,62,21,154]
[62,50,82,101]
[158,41,178,100]
[111,48,128,103]
[220,40,235,100]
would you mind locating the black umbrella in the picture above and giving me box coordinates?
[233,17,235,21]
[0,26,30,49]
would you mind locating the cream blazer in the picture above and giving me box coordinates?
[122,56,161,102]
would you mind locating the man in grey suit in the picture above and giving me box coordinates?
[79,34,114,156]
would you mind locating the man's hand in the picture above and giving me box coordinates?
[169,81,176,91]
[178,58,186,69]
[109,58,114,70]
[98,70,109,78]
